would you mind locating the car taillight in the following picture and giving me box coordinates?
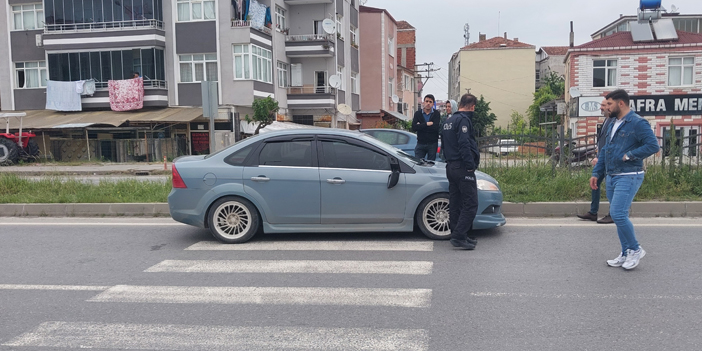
[172,164,187,188]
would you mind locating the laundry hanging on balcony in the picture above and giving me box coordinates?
[108,77,144,112]
[81,79,96,96]
[232,0,240,21]
[46,80,82,112]
[249,0,267,30]
[265,7,272,28]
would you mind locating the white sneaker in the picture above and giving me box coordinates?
[622,247,646,270]
[607,252,627,267]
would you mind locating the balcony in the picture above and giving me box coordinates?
[44,19,164,33]
[284,0,333,4]
[285,34,335,58]
[287,86,336,109]
[231,20,272,36]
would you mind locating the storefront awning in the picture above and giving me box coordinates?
[382,109,410,121]
[4,108,204,130]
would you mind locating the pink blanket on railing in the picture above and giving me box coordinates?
[108,77,144,111]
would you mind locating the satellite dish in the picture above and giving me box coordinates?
[328,74,341,89]
[338,104,352,115]
[322,19,336,34]
[391,95,399,104]
[569,87,581,98]
[670,4,679,13]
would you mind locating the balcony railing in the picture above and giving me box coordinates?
[231,19,272,35]
[91,79,167,89]
[287,86,334,94]
[44,19,164,33]
[286,34,334,42]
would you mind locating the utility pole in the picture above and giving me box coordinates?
[415,62,440,97]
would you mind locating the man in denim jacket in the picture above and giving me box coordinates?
[590,89,660,270]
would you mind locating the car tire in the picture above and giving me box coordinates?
[207,196,260,244]
[415,193,451,240]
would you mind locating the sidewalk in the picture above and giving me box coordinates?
[1,162,700,218]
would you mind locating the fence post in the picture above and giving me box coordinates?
[559,125,565,168]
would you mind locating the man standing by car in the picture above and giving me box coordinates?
[441,93,480,250]
[578,99,615,224]
[590,89,659,270]
[412,94,441,160]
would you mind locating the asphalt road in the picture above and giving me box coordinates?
[0,217,701,351]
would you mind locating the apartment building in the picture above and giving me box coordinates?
[396,20,418,119]
[535,46,569,89]
[0,0,360,160]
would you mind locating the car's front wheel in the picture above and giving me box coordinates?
[415,193,451,240]
[207,196,260,243]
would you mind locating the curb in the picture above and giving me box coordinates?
[0,202,701,218]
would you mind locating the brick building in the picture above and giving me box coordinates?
[565,30,702,156]
[396,21,419,119]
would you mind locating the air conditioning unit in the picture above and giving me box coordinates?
[35,34,43,47]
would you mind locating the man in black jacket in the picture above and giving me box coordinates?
[441,93,481,250]
[412,94,441,160]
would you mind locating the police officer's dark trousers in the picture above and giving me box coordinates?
[446,161,478,241]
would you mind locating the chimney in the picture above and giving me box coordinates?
[504,32,507,39]
[569,21,574,48]
[479,33,486,42]
[514,37,519,42]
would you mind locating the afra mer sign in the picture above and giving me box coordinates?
[629,94,702,116]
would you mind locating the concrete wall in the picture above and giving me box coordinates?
[11,30,45,61]
[459,48,535,128]
[175,22,217,54]
[287,3,333,36]
[359,10,396,112]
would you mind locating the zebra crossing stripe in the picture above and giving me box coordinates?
[185,240,434,251]
[88,285,432,308]
[3,321,429,351]
[145,260,433,275]
[0,284,109,291]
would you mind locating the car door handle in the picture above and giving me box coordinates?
[250,176,270,182]
[326,177,346,184]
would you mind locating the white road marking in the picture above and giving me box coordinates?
[3,321,429,351]
[0,284,110,291]
[0,222,183,226]
[186,240,434,251]
[470,292,702,300]
[145,260,433,275]
[89,285,432,308]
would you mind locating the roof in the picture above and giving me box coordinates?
[359,5,397,25]
[540,46,570,56]
[381,109,409,121]
[461,37,534,50]
[591,14,702,37]
[5,107,205,130]
[397,21,415,30]
[574,30,702,50]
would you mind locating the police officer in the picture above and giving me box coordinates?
[441,93,480,250]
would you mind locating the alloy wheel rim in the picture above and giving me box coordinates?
[423,198,450,236]
[214,202,251,239]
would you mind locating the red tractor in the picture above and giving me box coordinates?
[1,113,40,165]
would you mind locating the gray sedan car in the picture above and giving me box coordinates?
[168,129,505,243]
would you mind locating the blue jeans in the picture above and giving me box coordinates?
[415,142,438,161]
[606,173,645,255]
[590,176,604,214]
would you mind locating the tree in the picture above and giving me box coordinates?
[473,95,497,137]
[527,72,565,129]
[245,96,279,135]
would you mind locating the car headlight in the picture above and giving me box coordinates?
[477,179,500,191]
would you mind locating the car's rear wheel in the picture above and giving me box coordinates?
[207,196,259,243]
[416,193,451,240]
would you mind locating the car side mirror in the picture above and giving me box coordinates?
[387,170,400,189]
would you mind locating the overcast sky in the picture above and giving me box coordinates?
[364,0,700,101]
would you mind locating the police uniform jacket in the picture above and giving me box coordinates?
[441,111,480,171]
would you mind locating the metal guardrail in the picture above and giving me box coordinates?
[90,80,167,89]
[285,34,334,42]
[287,86,334,95]
[44,19,164,33]
[231,20,272,35]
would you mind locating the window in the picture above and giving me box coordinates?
[350,26,358,46]
[224,144,255,165]
[43,0,163,28]
[275,6,286,31]
[668,57,695,86]
[351,72,358,94]
[388,37,394,57]
[369,131,409,146]
[48,48,165,83]
[403,74,413,91]
[233,44,250,80]
[388,77,394,97]
[337,65,345,91]
[15,61,47,88]
[12,4,43,30]
[179,54,218,83]
[293,115,313,125]
[259,141,313,167]
[593,59,617,87]
[177,0,215,22]
[234,44,271,83]
[277,61,289,88]
[321,141,390,170]
[535,70,541,82]
[673,18,699,33]
[336,15,343,39]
